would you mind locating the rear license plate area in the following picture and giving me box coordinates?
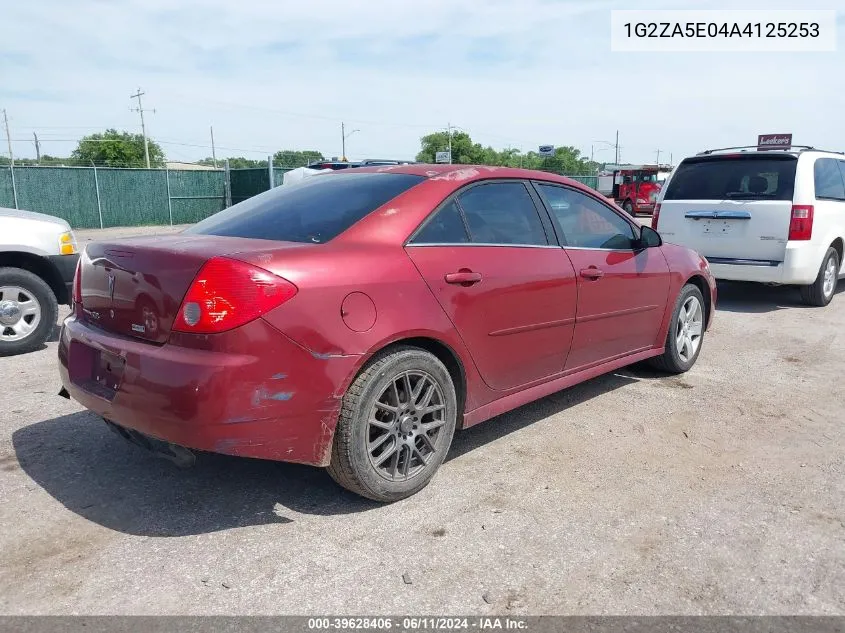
[700,219,733,237]
[69,341,125,401]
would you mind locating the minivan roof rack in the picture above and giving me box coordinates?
[696,145,818,156]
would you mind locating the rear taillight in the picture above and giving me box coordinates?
[788,205,814,241]
[172,257,298,334]
[651,202,661,229]
[72,260,82,307]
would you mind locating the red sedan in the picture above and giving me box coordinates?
[58,165,716,502]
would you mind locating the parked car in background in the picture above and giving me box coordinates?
[59,165,715,502]
[306,159,415,170]
[0,207,79,356]
[654,146,845,306]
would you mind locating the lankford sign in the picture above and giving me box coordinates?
[757,134,793,150]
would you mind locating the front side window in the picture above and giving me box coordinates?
[814,158,845,201]
[456,182,548,246]
[187,172,424,243]
[536,184,636,250]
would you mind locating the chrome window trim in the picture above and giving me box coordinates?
[405,243,560,249]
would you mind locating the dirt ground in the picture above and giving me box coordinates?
[0,226,843,615]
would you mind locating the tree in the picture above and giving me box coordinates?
[197,156,268,168]
[71,129,165,168]
[272,149,324,168]
[416,131,596,174]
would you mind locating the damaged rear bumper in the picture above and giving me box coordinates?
[57,315,362,466]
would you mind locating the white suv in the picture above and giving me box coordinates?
[653,147,845,306]
[0,207,79,355]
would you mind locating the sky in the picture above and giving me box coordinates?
[2,0,843,166]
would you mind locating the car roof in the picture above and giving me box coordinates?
[346,163,596,189]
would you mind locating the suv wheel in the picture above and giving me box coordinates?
[800,247,839,307]
[0,267,59,356]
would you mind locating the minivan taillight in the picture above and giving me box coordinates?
[172,257,298,334]
[72,260,82,307]
[651,202,661,229]
[788,205,814,241]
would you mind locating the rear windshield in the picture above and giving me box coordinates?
[187,172,424,243]
[664,156,797,201]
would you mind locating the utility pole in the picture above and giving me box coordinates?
[129,88,155,168]
[3,109,13,165]
[447,122,453,164]
[655,149,661,165]
[210,126,218,168]
[615,130,619,165]
[33,132,41,164]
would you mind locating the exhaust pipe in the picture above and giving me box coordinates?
[103,419,196,469]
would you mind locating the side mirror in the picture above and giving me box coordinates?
[638,225,662,248]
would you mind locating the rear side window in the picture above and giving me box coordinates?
[412,200,470,244]
[664,156,797,201]
[187,172,424,243]
[814,158,845,200]
[457,182,548,245]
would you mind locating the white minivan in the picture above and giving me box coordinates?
[653,147,845,306]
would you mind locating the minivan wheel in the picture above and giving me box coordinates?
[800,247,839,307]
[0,267,58,357]
[328,345,458,502]
[646,283,705,374]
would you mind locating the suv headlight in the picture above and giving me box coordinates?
[59,231,77,255]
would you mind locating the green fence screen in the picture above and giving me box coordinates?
[0,165,600,230]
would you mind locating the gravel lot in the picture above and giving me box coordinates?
[0,226,843,615]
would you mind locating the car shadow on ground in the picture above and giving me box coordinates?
[715,280,845,314]
[13,372,639,536]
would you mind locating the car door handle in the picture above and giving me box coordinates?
[580,267,604,280]
[445,271,482,285]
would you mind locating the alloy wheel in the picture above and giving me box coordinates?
[0,286,42,342]
[675,295,703,363]
[367,370,447,481]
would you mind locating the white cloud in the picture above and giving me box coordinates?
[2,0,843,164]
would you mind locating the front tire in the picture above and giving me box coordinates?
[0,267,58,357]
[328,346,458,502]
[800,247,839,307]
[647,284,705,374]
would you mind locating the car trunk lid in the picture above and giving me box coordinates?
[79,234,309,344]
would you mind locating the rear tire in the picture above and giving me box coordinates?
[647,284,705,374]
[800,247,839,307]
[327,346,458,502]
[622,200,634,215]
[0,267,58,357]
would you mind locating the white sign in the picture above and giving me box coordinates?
[435,151,451,164]
[538,145,555,157]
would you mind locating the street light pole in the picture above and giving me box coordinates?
[341,122,359,162]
